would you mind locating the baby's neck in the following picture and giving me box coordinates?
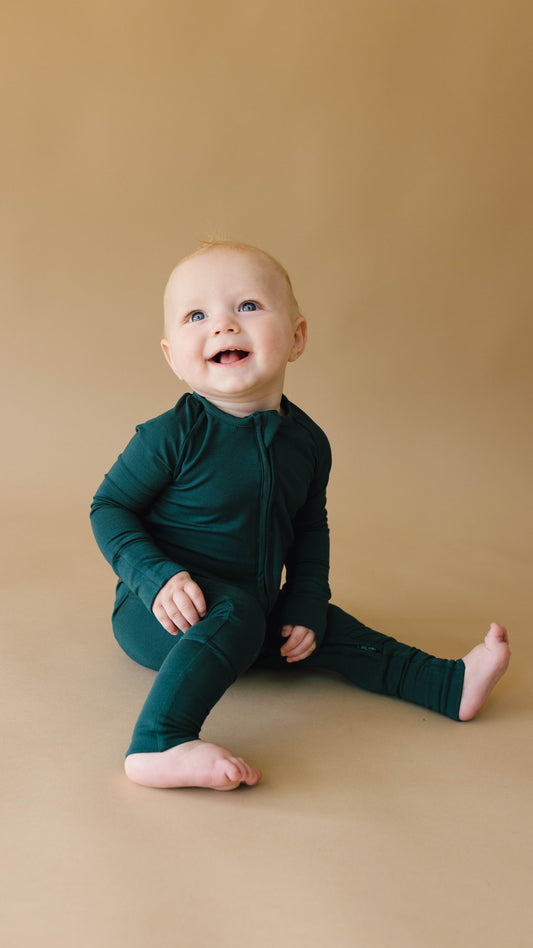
[194,392,284,418]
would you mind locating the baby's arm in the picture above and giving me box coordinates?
[279,432,332,648]
[90,416,190,613]
[280,625,316,662]
[152,571,206,635]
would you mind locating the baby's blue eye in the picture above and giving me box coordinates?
[189,311,207,322]
[240,301,257,312]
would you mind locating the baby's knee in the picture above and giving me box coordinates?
[226,584,264,616]
[218,585,266,639]
[191,581,266,665]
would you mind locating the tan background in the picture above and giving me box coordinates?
[2,2,532,946]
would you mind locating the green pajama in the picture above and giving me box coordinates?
[91,393,464,756]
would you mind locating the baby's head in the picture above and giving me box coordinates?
[161,240,307,415]
[163,239,302,331]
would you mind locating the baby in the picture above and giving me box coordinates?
[90,240,510,791]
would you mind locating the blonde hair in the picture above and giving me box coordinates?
[166,238,301,317]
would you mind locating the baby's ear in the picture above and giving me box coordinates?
[161,339,183,379]
[288,316,307,363]
[160,338,172,366]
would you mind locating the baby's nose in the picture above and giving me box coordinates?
[212,314,240,334]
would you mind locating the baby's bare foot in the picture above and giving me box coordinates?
[124,739,262,790]
[459,622,511,721]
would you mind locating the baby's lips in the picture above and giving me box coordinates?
[210,349,250,364]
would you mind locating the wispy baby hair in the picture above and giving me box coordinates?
[172,237,301,316]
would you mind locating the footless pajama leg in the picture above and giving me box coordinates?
[317,605,465,719]
[113,580,266,756]
[114,590,465,757]
[258,604,465,720]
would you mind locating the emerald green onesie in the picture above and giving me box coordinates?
[90,393,464,755]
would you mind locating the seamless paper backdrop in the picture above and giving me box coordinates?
[2,0,531,633]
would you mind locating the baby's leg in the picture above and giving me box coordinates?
[114,582,264,789]
[303,607,509,720]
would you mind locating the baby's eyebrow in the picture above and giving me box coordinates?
[181,290,267,309]
[179,297,208,311]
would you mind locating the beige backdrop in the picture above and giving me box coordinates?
[2,2,532,946]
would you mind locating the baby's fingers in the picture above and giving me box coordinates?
[168,588,203,631]
[152,601,181,635]
[182,579,207,621]
[280,625,316,662]
[286,636,316,662]
[152,573,207,634]
[281,625,306,650]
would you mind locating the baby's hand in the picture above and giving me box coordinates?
[280,625,316,663]
[152,571,207,635]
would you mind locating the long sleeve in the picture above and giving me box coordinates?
[90,421,185,611]
[277,435,332,645]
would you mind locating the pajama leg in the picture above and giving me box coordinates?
[310,606,465,719]
[258,603,464,720]
[112,580,266,755]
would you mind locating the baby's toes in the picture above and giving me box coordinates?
[488,621,507,641]
[232,757,256,785]
[221,758,246,788]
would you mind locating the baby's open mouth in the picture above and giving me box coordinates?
[210,349,250,365]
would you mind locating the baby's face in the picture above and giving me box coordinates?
[161,248,306,415]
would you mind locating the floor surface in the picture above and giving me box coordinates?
[2,504,531,948]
